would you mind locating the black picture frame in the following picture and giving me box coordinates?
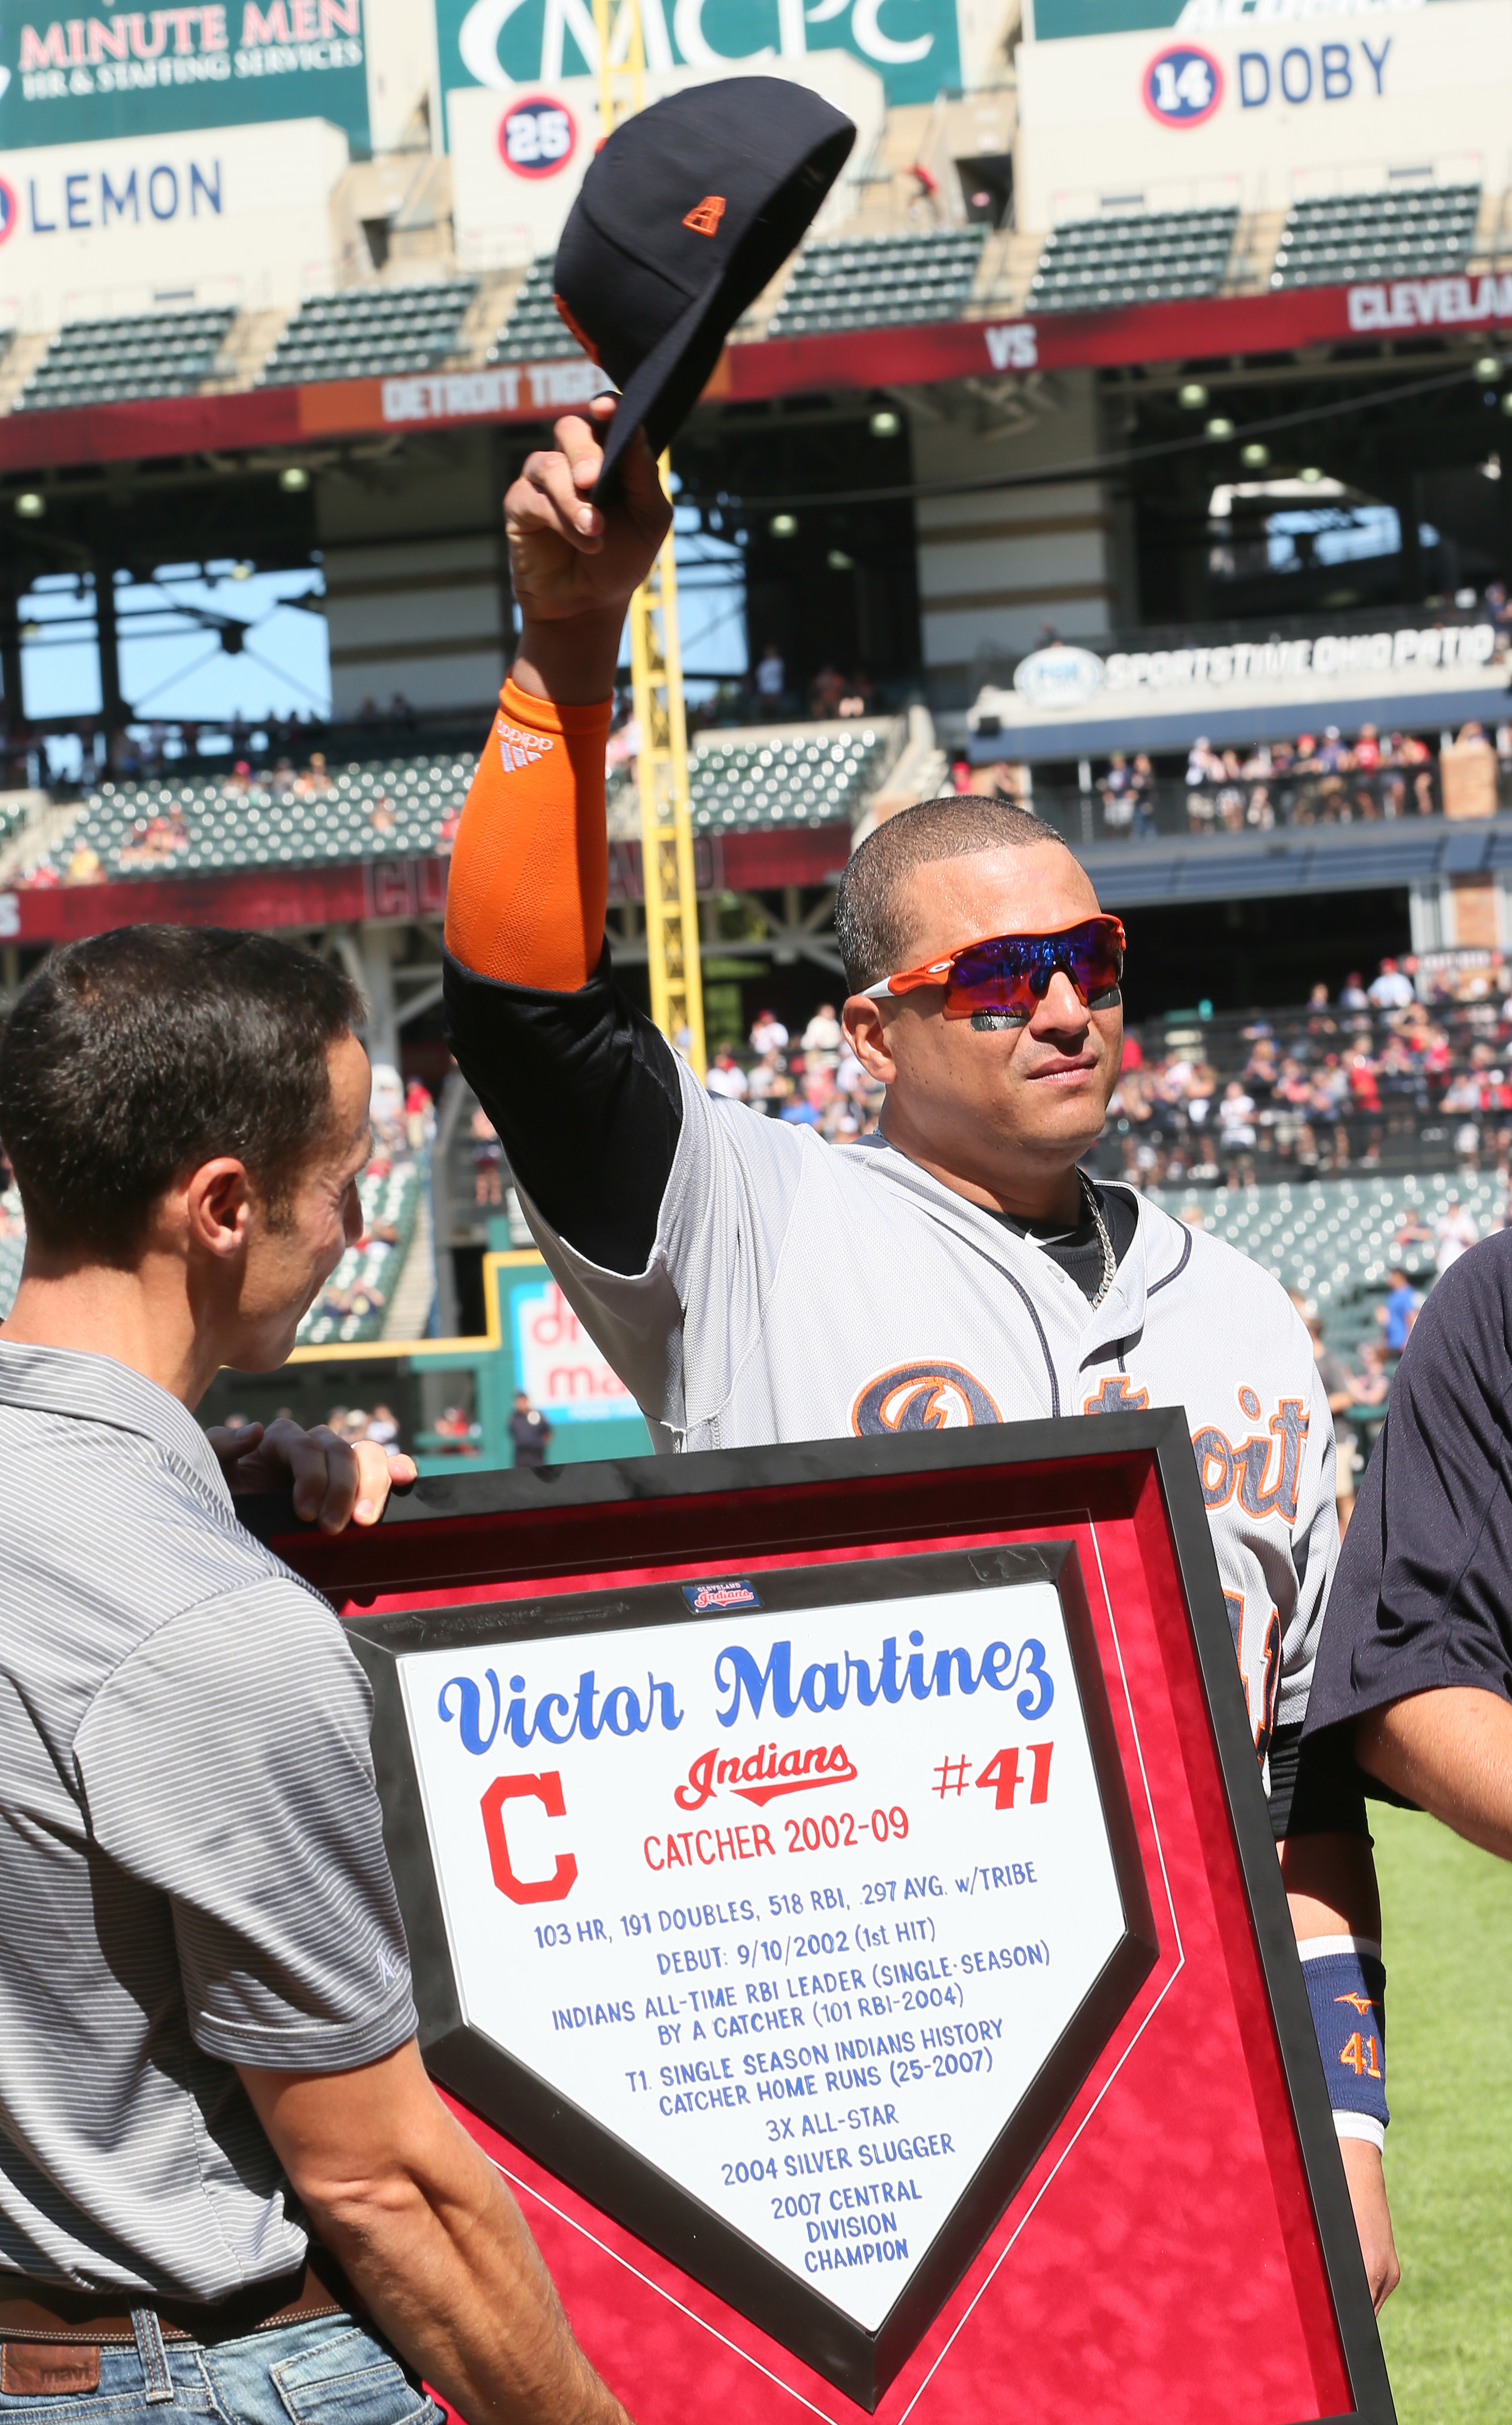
[254,1408,1396,2425]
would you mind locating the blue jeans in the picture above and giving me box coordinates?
[0,2317,442,2425]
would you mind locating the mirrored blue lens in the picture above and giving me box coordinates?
[944,921,1123,1018]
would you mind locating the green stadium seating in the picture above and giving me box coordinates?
[0,1215,22,1322]
[261,281,477,387]
[41,726,885,882]
[487,261,586,365]
[687,728,888,831]
[18,307,235,410]
[1027,207,1238,312]
[1146,1169,1501,1347]
[1270,184,1480,289]
[298,1158,422,1347]
[767,228,986,338]
[42,754,478,880]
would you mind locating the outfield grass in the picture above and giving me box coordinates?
[1372,1804,1512,2424]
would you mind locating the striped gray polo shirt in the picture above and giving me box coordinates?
[0,1341,416,2301]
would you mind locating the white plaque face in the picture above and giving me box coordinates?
[397,1562,1143,2343]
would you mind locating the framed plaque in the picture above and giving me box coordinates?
[262,1411,1395,2425]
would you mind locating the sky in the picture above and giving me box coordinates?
[668,502,749,694]
[15,503,750,750]
[18,564,332,738]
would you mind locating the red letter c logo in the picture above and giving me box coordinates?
[480,1772,579,1904]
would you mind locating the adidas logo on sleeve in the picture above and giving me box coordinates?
[496,720,555,774]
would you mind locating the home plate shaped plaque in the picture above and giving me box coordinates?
[268,1420,1398,2425]
[365,1545,1157,2406]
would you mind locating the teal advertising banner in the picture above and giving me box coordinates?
[0,1,371,147]
[1028,0,1176,35]
[436,0,961,111]
[1028,0,1470,37]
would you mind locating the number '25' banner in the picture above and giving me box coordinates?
[436,0,962,112]
[0,0,372,149]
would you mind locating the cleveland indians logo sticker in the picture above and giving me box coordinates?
[851,1361,1001,1435]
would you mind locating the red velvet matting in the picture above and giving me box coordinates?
[400,1482,1353,2425]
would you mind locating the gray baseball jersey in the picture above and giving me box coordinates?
[519,1056,1338,1769]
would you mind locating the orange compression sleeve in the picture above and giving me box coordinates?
[443,678,612,991]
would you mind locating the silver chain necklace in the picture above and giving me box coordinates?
[1077,1167,1116,1308]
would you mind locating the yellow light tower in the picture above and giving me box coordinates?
[629,488,706,1071]
[593,0,643,124]
[592,0,707,1076]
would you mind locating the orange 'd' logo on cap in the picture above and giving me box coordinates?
[683,194,726,236]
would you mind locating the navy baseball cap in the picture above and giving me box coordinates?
[552,77,855,500]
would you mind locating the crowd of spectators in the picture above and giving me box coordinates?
[700,954,1512,1191]
[704,1002,886,1141]
[295,1069,434,1348]
[1170,725,1446,831]
[330,1402,402,1447]
[1097,952,1512,1190]
[948,721,1510,841]
[11,683,1508,904]
[696,958,1512,1181]
[1300,1295,1392,1533]
[217,1399,409,1457]
[747,647,879,724]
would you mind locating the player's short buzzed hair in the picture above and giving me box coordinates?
[834,793,1072,993]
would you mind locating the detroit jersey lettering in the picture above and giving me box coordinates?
[518,1060,1338,1774]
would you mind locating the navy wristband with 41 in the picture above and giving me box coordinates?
[1300,1935,1388,2149]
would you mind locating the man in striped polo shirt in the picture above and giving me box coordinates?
[0,926,628,2425]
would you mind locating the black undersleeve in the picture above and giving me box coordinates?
[442,944,683,1277]
[1267,1722,1370,1841]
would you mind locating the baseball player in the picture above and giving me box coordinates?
[1304,1232,1512,1858]
[439,398,1397,2306]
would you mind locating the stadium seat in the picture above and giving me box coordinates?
[17,307,236,411]
[486,261,589,365]
[260,281,478,387]
[38,728,884,887]
[767,229,986,338]
[1026,208,1238,312]
[0,1215,21,1318]
[1270,185,1480,289]
[1146,1169,1500,1337]
[298,1158,422,1345]
[686,728,889,831]
[0,1156,422,1340]
[37,757,458,879]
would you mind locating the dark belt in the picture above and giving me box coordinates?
[0,2247,356,2349]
